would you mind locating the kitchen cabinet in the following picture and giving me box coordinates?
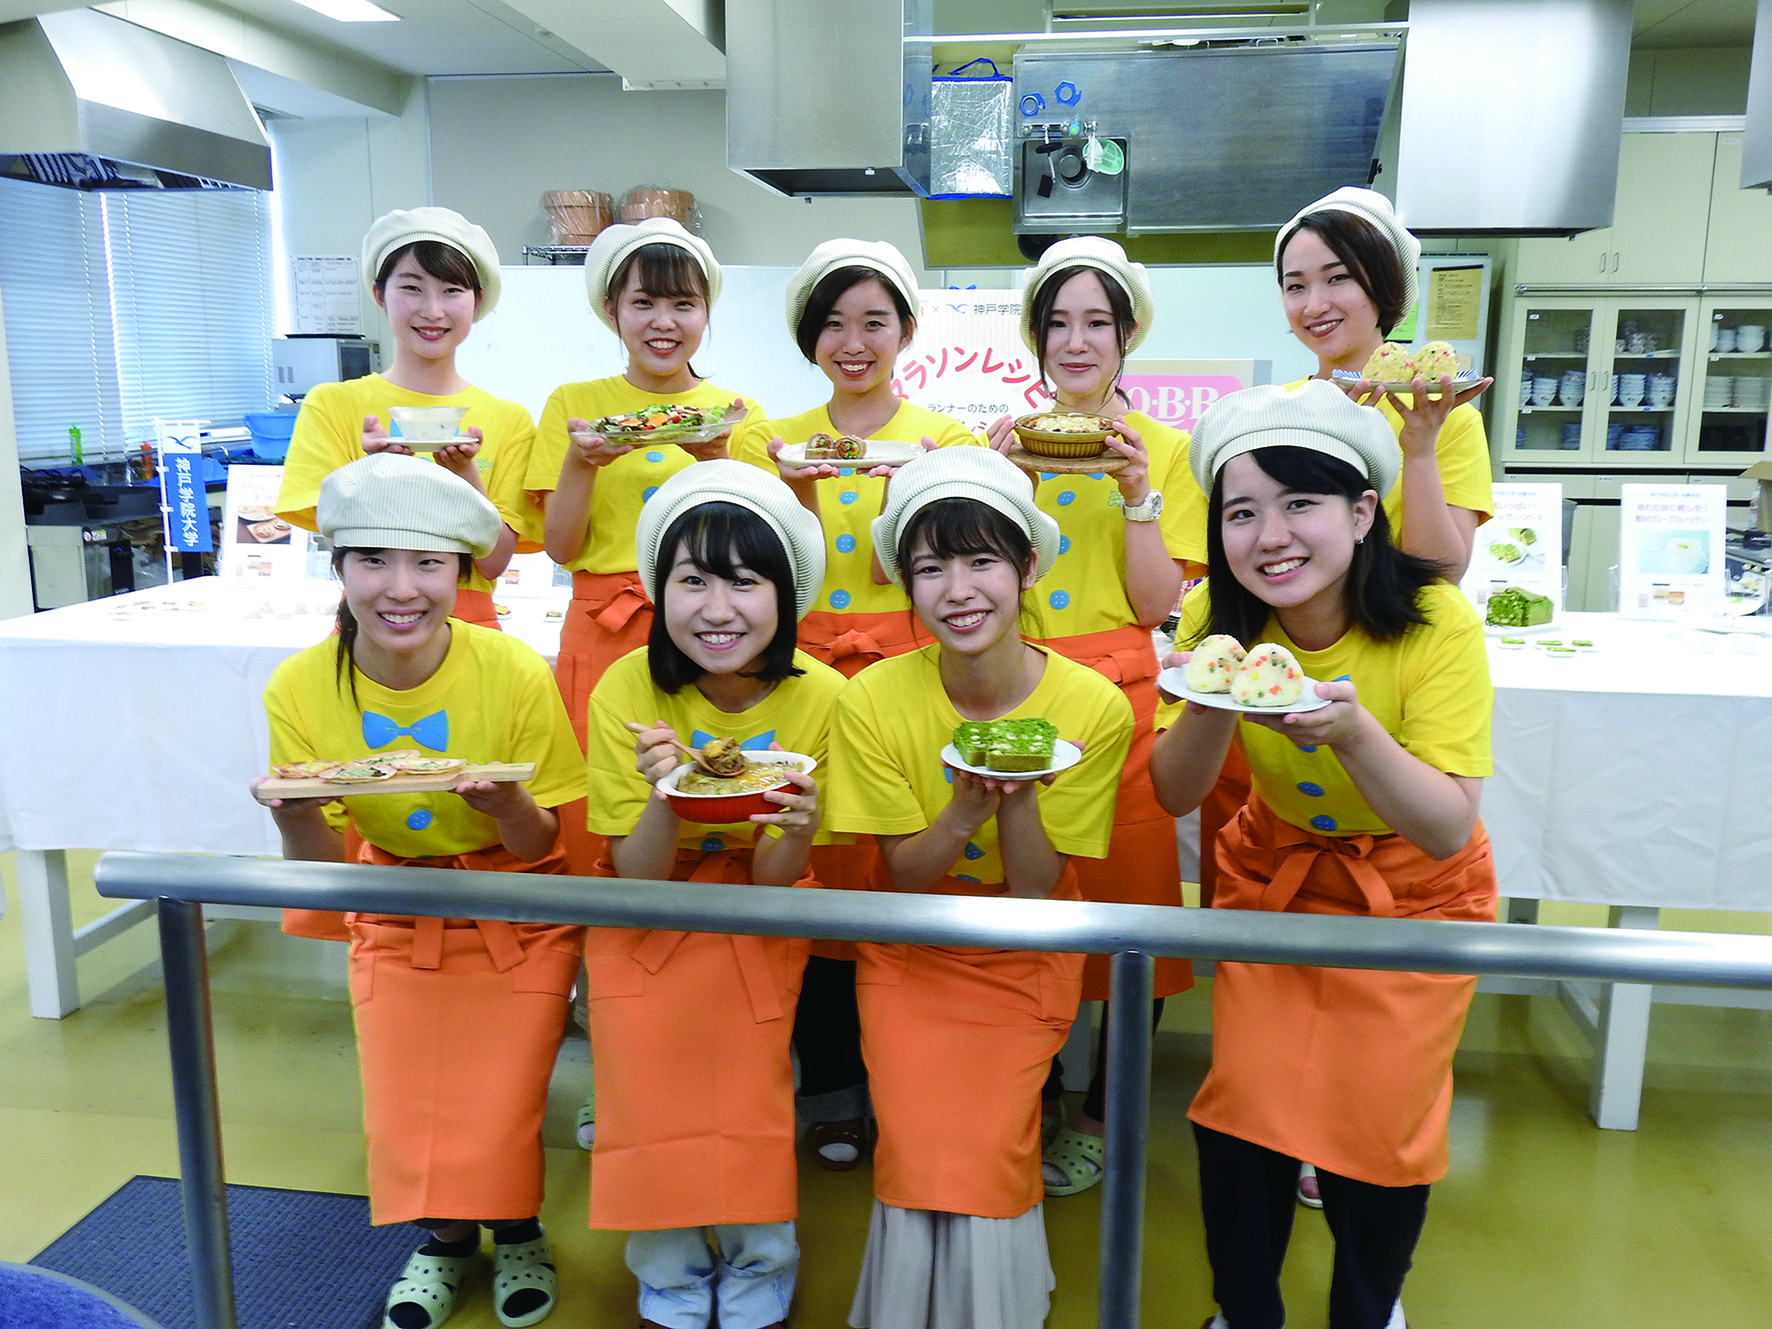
[1514,133,1716,286]
[1497,294,1772,471]
[1703,134,1772,283]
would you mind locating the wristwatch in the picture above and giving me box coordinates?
[1121,489,1163,522]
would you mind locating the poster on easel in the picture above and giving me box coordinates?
[1462,484,1564,618]
[1618,484,1726,616]
[219,466,330,580]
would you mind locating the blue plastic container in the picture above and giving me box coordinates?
[244,411,298,461]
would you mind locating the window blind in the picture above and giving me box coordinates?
[0,181,272,465]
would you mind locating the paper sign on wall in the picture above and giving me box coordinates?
[293,256,362,335]
[1462,484,1563,617]
[220,466,330,581]
[1618,483,1726,616]
[896,291,1037,434]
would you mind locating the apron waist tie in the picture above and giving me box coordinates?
[1258,821,1397,918]
[405,915,528,971]
[623,850,785,1022]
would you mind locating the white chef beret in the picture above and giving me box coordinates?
[318,453,502,558]
[785,238,921,333]
[1019,235,1155,357]
[871,446,1062,585]
[1188,380,1400,497]
[1275,187,1420,328]
[635,460,826,621]
[361,207,502,321]
[584,218,723,333]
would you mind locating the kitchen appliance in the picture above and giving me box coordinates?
[272,336,380,400]
[1016,126,1129,233]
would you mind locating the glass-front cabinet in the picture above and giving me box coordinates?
[1498,294,1772,468]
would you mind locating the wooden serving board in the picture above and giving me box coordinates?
[1006,443,1131,475]
[253,762,535,804]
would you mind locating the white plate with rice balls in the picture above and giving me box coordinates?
[1156,667,1333,715]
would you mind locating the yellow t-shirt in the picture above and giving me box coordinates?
[1028,410,1205,639]
[263,622,586,857]
[272,374,543,596]
[1178,579,1491,836]
[1281,376,1494,538]
[825,645,1132,885]
[737,400,977,617]
[524,377,770,575]
[585,646,847,851]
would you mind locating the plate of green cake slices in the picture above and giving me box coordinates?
[940,737,1083,781]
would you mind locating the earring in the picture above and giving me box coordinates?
[1356,535,1365,546]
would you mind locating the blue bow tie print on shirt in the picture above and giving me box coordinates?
[691,729,776,753]
[362,710,449,752]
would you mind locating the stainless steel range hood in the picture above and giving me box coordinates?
[0,9,270,191]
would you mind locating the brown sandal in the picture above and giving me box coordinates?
[808,1118,870,1171]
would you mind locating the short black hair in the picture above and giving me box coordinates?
[1275,210,1409,335]
[647,502,805,694]
[1027,263,1135,405]
[893,497,1044,640]
[374,241,481,298]
[330,546,473,706]
[1194,446,1442,648]
[794,265,915,364]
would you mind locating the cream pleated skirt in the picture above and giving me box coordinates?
[847,1200,1055,1329]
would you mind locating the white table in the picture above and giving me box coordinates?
[3,592,1767,1128]
[0,577,564,1018]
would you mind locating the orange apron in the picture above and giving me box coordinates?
[346,840,584,1226]
[798,607,924,679]
[584,848,811,1231]
[857,864,1084,1219]
[1045,623,1192,1000]
[556,569,655,744]
[1188,798,1495,1188]
[451,587,504,631]
[1198,739,1252,908]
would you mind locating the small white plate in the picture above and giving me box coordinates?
[1155,666,1332,714]
[393,436,475,453]
[776,438,923,468]
[940,739,1083,781]
[1482,619,1561,637]
[1331,369,1485,396]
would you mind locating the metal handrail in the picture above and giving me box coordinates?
[95,851,1772,1329]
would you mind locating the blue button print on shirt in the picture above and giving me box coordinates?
[701,837,725,852]
[406,808,432,831]
[955,874,981,884]
[1089,472,1105,481]
[830,589,852,609]
[839,491,859,505]
[1058,536,1071,555]
[645,451,664,463]
[1297,782,1325,797]
[839,468,854,478]
[1049,590,1070,610]
[641,486,658,501]
[835,534,856,553]
[1310,815,1337,832]
[963,843,984,860]
[1056,490,1076,506]
[1298,745,1317,753]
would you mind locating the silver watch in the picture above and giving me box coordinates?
[1121,489,1163,522]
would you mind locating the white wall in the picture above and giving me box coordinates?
[426,74,927,272]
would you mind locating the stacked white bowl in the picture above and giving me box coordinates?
[1704,375,1734,409]
[1618,373,1648,408]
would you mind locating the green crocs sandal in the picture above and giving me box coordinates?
[492,1234,558,1328]
[1042,1125,1106,1197]
[383,1247,478,1329]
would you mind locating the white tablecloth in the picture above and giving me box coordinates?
[0,578,565,858]
[1,591,1767,911]
[1482,612,1772,909]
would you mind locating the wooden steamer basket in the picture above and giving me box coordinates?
[619,187,695,226]
[541,190,614,244]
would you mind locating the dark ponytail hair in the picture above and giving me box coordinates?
[1193,447,1442,648]
[331,547,473,707]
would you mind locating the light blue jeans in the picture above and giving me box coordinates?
[627,1221,798,1329]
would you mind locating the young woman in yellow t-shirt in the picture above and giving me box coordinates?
[526,219,767,742]
[825,446,1132,1329]
[981,236,1205,1196]
[274,207,541,630]
[1149,381,1496,1329]
[580,460,840,1329]
[744,238,974,1174]
[255,454,586,1329]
